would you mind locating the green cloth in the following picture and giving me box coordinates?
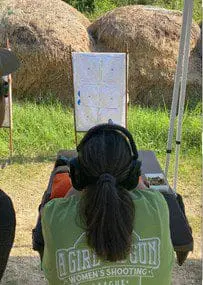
[42,190,174,285]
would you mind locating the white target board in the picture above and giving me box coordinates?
[72,52,127,131]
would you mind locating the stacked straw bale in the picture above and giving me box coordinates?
[89,5,201,106]
[0,0,93,102]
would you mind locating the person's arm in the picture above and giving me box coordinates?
[0,190,16,281]
[32,172,73,260]
[32,192,50,262]
[135,176,149,190]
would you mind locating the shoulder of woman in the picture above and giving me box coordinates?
[42,196,79,218]
[0,189,14,208]
[131,188,163,199]
[130,189,169,212]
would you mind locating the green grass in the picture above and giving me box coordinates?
[86,0,202,23]
[0,100,201,160]
[128,104,201,154]
[0,101,75,158]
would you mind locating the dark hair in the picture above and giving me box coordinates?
[79,129,135,261]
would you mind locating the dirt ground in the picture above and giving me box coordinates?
[0,160,202,284]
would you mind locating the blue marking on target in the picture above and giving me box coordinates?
[77,90,81,105]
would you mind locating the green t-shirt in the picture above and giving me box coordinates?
[41,190,174,285]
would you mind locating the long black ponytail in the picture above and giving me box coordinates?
[79,130,135,261]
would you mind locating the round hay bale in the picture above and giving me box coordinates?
[88,5,201,106]
[196,22,202,58]
[0,0,94,102]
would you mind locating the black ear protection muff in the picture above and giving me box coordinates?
[70,124,141,191]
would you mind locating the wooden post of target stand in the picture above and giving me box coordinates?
[125,44,129,129]
[7,38,14,160]
[69,45,78,148]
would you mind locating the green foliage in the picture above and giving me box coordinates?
[87,0,201,23]
[0,100,201,159]
[63,0,95,12]
[86,0,116,20]
[62,0,201,22]
[112,0,156,5]
[155,0,202,22]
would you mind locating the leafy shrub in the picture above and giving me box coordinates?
[62,0,201,23]
[112,0,156,5]
[63,0,95,12]
[90,0,201,23]
[87,0,116,20]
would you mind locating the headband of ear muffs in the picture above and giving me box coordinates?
[70,124,141,191]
